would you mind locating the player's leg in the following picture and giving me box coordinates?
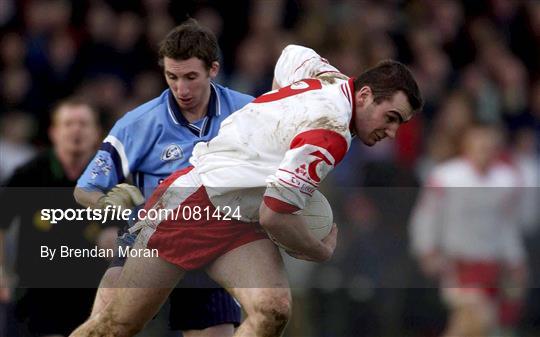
[69,241,185,337]
[91,214,141,317]
[206,239,292,337]
[442,289,496,337]
[90,266,122,316]
[92,265,239,337]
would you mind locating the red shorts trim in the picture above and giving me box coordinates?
[144,168,267,271]
[452,260,501,298]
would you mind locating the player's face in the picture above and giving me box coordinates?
[463,128,501,170]
[50,105,100,156]
[163,57,219,113]
[353,87,413,146]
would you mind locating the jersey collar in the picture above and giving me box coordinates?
[344,78,357,136]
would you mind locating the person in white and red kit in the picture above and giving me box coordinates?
[410,123,528,337]
[70,44,423,337]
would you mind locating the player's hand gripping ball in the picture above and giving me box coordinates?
[269,190,333,249]
[97,183,145,210]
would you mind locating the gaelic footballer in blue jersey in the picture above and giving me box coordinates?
[74,19,253,337]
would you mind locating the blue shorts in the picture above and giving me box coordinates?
[169,285,241,330]
[109,220,241,330]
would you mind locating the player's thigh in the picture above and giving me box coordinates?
[107,242,186,323]
[207,239,287,288]
[91,266,122,316]
[206,239,290,312]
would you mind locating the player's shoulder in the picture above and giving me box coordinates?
[491,160,521,185]
[310,79,353,119]
[436,158,466,171]
[430,159,468,183]
[212,82,253,108]
[280,44,316,58]
[113,90,169,130]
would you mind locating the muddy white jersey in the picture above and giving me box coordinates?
[273,44,347,88]
[409,158,526,264]
[190,45,354,221]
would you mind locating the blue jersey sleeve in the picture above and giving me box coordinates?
[77,122,148,192]
[230,91,254,111]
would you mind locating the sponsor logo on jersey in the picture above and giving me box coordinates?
[291,151,332,184]
[299,184,316,195]
[306,150,332,183]
[295,163,307,176]
[161,144,183,162]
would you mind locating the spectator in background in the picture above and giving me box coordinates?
[228,36,273,96]
[510,127,540,234]
[0,112,36,184]
[410,123,528,337]
[416,90,475,182]
[0,98,105,337]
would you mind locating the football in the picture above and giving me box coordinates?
[269,190,333,249]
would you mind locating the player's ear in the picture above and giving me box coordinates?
[355,86,373,109]
[209,61,219,78]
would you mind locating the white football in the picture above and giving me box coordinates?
[269,190,333,249]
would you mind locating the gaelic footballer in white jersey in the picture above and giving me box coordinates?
[190,45,355,221]
[69,44,422,337]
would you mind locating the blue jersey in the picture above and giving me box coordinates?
[78,83,253,197]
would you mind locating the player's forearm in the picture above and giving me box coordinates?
[74,187,105,209]
[259,203,330,261]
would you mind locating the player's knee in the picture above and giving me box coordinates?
[98,305,145,337]
[453,301,494,336]
[101,266,123,287]
[254,291,292,331]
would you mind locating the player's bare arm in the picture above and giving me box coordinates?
[259,201,337,262]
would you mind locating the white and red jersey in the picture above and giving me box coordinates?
[409,158,526,265]
[190,45,354,221]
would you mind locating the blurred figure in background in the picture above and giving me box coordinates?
[410,123,528,337]
[0,112,36,184]
[0,98,104,337]
[416,90,476,182]
[510,127,540,234]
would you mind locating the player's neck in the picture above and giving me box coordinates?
[182,103,208,123]
[465,156,492,176]
[181,88,211,123]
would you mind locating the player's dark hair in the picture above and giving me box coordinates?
[354,60,423,114]
[158,18,219,70]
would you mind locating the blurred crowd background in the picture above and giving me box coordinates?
[0,0,539,336]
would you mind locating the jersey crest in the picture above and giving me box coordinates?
[161,144,183,162]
